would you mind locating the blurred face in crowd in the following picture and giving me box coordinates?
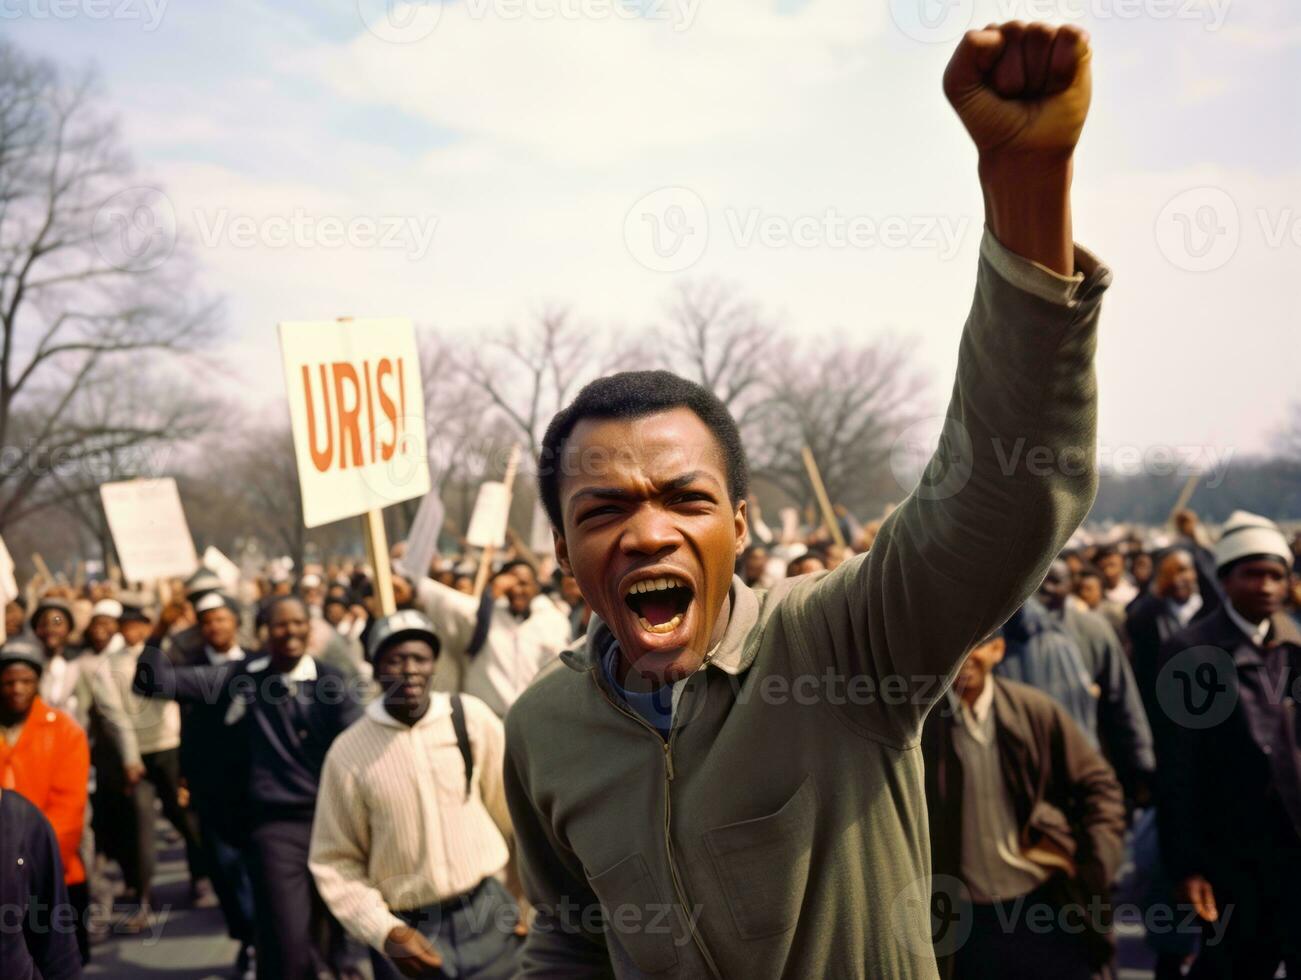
[5,601,26,637]
[1075,574,1103,609]
[555,407,747,688]
[392,575,415,609]
[560,573,583,608]
[1155,551,1197,604]
[1037,560,1072,611]
[1220,557,1290,624]
[787,555,826,578]
[266,598,310,661]
[954,635,1005,703]
[1174,510,1196,538]
[33,608,71,655]
[1097,551,1126,588]
[1062,552,1083,576]
[375,638,437,720]
[0,663,40,721]
[742,547,768,584]
[1131,552,1154,588]
[199,606,238,652]
[502,565,538,617]
[120,618,153,646]
[323,599,348,627]
[301,584,324,609]
[453,575,475,595]
[86,615,119,653]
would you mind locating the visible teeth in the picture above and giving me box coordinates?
[627,575,686,597]
[638,613,683,635]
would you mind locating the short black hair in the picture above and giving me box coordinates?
[538,370,749,530]
[497,559,536,581]
[1076,564,1103,583]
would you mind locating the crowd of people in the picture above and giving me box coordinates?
[2,502,1298,979]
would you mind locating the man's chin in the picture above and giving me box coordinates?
[619,643,704,689]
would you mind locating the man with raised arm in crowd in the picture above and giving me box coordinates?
[503,22,1109,978]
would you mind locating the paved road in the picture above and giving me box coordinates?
[87,827,1158,979]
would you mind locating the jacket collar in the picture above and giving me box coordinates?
[560,575,761,677]
[1197,606,1301,668]
[364,693,451,730]
[246,653,317,681]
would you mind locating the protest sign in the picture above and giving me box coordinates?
[400,483,445,581]
[0,535,16,604]
[530,498,554,561]
[203,545,242,593]
[100,478,198,583]
[278,317,430,529]
[466,482,510,550]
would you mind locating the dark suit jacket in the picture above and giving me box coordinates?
[1126,592,1212,733]
[1154,606,1301,887]
[922,678,1126,974]
[0,789,81,980]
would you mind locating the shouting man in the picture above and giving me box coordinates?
[503,22,1108,979]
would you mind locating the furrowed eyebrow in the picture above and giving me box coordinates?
[566,471,721,519]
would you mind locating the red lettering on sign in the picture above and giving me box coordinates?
[300,357,409,472]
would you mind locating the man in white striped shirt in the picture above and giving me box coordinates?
[310,610,523,980]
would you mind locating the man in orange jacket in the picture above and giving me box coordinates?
[1,638,91,964]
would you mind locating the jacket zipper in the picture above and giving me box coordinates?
[592,674,723,980]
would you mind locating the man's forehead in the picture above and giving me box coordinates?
[561,409,727,490]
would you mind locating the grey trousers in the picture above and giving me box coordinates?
[371,878,524,980]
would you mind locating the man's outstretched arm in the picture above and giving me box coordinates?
[781,23,1106,744]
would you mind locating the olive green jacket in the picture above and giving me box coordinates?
[504,231,1111,979]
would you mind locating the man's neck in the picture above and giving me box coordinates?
[0,705,32,727]
[268,652,302,674]
[959,677,985,708]
[384,698,430,727]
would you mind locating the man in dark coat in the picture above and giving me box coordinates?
[1155,511,1301,979]
[923,630,1126,979]
[0,787,82,980]
[1038,560,1155,805]
[135,595,363,980]
[1126,548,1216,729]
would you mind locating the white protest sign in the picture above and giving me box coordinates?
[202,545,241,594]
[0,535,17,604]
[100,478,198,583]
[466,481,510,549]
[530,498,554,560]
[278,318,430,528]
[399,483,445,581]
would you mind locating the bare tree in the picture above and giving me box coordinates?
[748,337,926,517]
[0,41,222,532]
[460,308,607,459]
[662,280,775,435]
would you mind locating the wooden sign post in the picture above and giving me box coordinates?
[801,446,846,549]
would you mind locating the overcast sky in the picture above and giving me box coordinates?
[9,0,1299,470]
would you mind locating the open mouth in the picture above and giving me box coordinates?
[623,574,695,636]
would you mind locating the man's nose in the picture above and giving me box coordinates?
[620,505,683,556]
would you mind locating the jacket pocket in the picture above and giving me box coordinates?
[704,777,817,940]
[1022,800,1078,877]
[586,852,679,974]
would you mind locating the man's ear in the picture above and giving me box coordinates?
[733,498,749,557]
[553,528,573,577]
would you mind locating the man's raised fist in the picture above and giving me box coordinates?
[943,22,1092,162]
